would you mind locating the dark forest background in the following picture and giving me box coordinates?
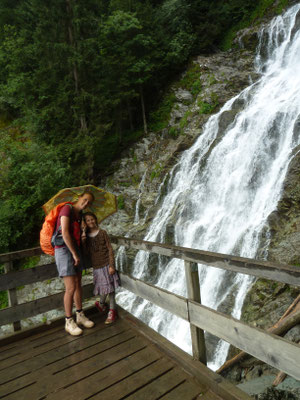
[0,0,288,253]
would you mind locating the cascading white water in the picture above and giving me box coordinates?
[116,4,300,370]
[133,170,147,225]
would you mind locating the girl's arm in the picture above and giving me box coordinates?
[103,230,115,274]
[61,216,80,266]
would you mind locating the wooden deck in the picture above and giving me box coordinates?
[0,308,250,400]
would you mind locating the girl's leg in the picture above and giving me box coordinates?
[108,292,116,310]
[73,272,82,311]
[99,294,106,305]
[63,276,76,317]
[105,292,117,325]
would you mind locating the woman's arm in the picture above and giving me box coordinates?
[61,216,80,266]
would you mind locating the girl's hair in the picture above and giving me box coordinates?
[80,190,95,202]
[83,212,98,225]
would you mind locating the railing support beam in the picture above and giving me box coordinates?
[4,261,21,332]
[184,260,207,365]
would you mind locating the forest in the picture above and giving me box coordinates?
[0,0,288,253]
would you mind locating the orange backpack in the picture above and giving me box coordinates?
[40,202,71,255]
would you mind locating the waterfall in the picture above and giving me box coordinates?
[116,4,300,370]
[133,170,147,225]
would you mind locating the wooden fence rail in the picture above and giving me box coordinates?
[1,237,300,381]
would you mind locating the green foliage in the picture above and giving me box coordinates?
[198,92,219,115]
[18,256,40,270]
[150,163,163,181]
[177,63,202,96]
[0,130,73,252]
[0,290,8,309]
[220,0,286,50]
[117,195,125,210]
[149,93,177,132]
[179,110,192,130]
[168,126,180,138]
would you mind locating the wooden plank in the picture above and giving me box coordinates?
[160,380,206,400]
[189,300,300,381]
[111,236,300,286]
[46,347,164,400]
[0,328,136,398]
[119,308,252,400]
[184,261,206,364]
[0,319,122,383]
[0,283,94,326]
[91,359,175,400]
[6,336,147,400]
[120,272,188,321]
[2,236,300,288]
[0,263,57,291]
[124,368,186,400]
[199,390,224,400]
[4,262,21,332]
[0,247,42,263]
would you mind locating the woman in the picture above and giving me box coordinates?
[54,190,95,335]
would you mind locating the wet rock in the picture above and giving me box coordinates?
[174,88,193,103]
[234,27,260,51]
[217,109,239,133]
[291,9,300,40]
[255,387,298,400]
[284,324,300,342]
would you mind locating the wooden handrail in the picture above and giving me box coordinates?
[1,236,300,286]
[111,236,300,286]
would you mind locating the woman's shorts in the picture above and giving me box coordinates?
[54,246,83,277]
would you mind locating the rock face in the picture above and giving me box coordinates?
[100,47,259,247]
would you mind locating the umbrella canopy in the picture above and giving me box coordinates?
[42,184,117,223]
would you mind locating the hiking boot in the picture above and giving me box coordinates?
[95,301,107,314]
[76,311,94,328]
[65,318,83,336]
[105,309,117,325]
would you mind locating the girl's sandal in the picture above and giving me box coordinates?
[95,301,107,314]
[105,309,117,324]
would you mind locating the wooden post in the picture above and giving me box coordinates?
[184,260,207,364]
[4,261,21,331]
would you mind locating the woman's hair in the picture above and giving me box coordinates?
[83,212,98,225]
[80,190,95,202]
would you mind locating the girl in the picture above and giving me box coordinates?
[82,212,120,324]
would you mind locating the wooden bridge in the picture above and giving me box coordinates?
[1,236,300,400]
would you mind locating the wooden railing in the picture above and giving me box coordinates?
[1,236,300,381]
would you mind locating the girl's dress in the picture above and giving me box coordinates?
[85,229,120,295]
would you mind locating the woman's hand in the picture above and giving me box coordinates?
[72,252,80,267]
[109,266,115,275]
[81,221,87,240]
[81,220,87,232]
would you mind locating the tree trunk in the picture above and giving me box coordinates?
[140,85,147,134]
[65,0,87,132]
[127,99,134,131]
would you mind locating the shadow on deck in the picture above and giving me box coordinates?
[0,308,249,400]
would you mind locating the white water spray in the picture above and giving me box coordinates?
[133,170,147,225]
[117,4,300,369]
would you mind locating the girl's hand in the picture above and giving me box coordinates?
[109,266,115,275]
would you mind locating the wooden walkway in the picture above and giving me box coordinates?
[0,308,242,400]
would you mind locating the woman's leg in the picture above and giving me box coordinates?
[63,276,76,317]
[73,272,82,311]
